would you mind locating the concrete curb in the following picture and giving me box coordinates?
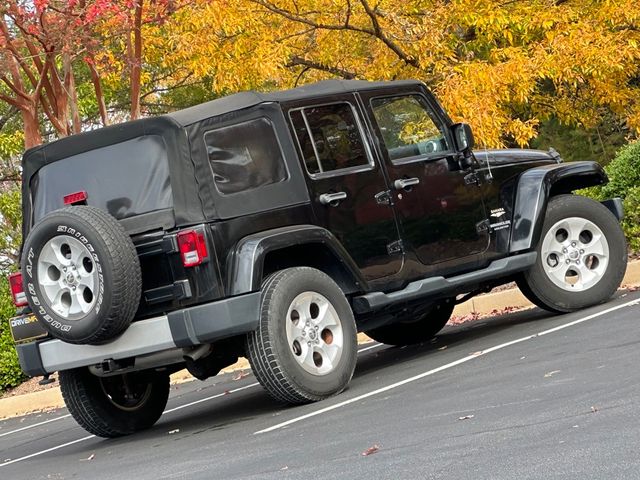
[2,260,639,420]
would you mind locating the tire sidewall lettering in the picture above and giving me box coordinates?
[25,223,106,333]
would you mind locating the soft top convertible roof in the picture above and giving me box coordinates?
[166,79,422,126]
[21,79,424,240]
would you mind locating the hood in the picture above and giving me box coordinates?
[473,148,562,167]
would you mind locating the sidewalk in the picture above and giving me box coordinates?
[2,260,639,420]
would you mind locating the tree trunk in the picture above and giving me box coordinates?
[63,53,82,134]
[88,63,109,126]
[130,0,144,120]
[21,104,42,149]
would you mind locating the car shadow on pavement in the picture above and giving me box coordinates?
[353,307,549,378]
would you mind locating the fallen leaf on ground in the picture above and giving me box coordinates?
[168,429,180,434]
[233,370,249,381]
[544,370,561,378]
[361,444,380,456]
[458,415,475,421]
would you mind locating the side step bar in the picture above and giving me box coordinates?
[352,252,537,314]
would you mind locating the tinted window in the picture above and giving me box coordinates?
[204,118,288,195]
[290,103,372,176]
[371,95,450,161]
[32,135,172,222]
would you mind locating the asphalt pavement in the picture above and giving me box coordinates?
[2,291,640,480]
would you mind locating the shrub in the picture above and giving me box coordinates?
[620,186,640,253]
[581,141,640,253]
[0,277,25,393]
[601,141,640,200]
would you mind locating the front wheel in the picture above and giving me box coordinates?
[516,194,627,313]
[59,368,170,438]
[246,267,358,404]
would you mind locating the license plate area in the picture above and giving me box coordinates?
[9,313,48,343]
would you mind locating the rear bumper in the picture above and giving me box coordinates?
[16,292,261,376]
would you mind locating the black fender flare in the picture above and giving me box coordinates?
[226,225,367,295]
[509,161,607,253]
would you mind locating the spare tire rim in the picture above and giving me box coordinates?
[37,234,100,320]
[285,291,344,376]
[541,216,610,292]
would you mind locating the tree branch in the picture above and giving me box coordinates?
[287,55,357,79]
[358,0,419,68]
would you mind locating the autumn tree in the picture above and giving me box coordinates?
[0,1,183,148]
[157,0,640,148]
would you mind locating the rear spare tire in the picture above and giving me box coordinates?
[22,206,141,344]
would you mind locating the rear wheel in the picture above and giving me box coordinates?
[59,368,169,438]
[516,195,627,313]
[246,267,357,404]
[364,298,454,346]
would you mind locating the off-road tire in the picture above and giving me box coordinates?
[364,298,455,346]
[59,368,169,438]
[22,206,141,344]
[516,194,627,313]
[245,267,358,404]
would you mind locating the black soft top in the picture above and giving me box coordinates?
[166,79,421,126]
[22,79,423,240]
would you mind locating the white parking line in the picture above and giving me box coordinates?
[0,415,71,438]
[164,383,260,414]
[0,435,95,467]
[254,297,640,434]
[356,343,382,354]
[0,380,261,468]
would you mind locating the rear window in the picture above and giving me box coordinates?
[204,117,288,195]
[31,135,172,222]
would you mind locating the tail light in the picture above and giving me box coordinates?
[8,272,28,307]
[63,190,88,205]
[177,229,209,267]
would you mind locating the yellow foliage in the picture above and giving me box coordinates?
[108,0,640,147]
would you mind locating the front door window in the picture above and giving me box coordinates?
[371,95,451,163]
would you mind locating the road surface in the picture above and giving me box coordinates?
[2,291,640,479]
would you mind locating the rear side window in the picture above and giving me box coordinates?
[31,135,172,222]
[289,102,373,177]
[204,117,288,195]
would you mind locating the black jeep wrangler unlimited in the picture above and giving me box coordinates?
[9,80,627,437]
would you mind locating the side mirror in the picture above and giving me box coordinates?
[451,123,474,152]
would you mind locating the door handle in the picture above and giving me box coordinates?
[393,177,420,190]
[319,191,347,206]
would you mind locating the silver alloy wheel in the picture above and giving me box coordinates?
[285,291,344,376]
[36,235,99,320]
[540,216,610,292]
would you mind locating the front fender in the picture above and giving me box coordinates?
[226,225,366,295]
[509,161,607,253]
